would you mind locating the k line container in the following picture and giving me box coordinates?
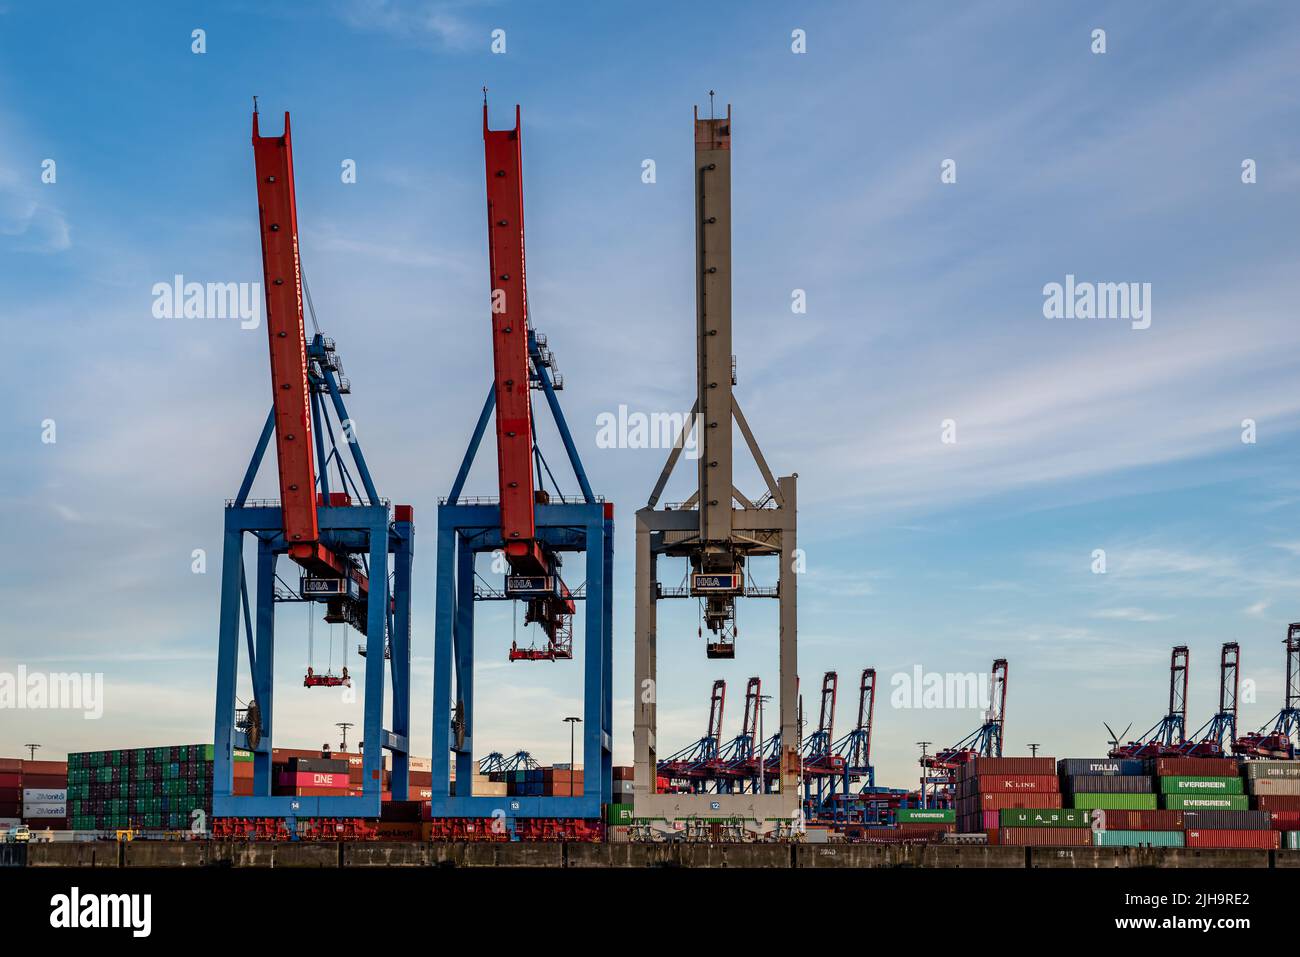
[963,775,1059,795]
[1185,829,1279,850]
[1163,794,1248,811]
[1064,775,1153,794]
[1070,793,1158,810]
[999,827,1091,847]
[1092,829,1184,847]
[1158,776,1243,794]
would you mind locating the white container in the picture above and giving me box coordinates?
[23,802,66,818]
[23,789,66,803]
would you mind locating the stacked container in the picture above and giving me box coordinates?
[68,746,211,831]
[956,756,1059,844]
[0,757,69,830]
[1244,760,1300,832]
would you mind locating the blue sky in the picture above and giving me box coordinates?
[3,0,1300,788]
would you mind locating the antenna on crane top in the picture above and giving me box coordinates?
[708,89,715,120]
[253,95,258,115]
[482,86,488,106]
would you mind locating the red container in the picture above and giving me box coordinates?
[959,757,1056,779]
[0,787,20,801]
[1103,809,1183,830]
[0,759,22,773]
[1000,827,1090,847]
[1255,794,1300,811]
[0,803,21,817]
[1185,829,1279,849]
[20,774,67,789]
[966,793,1063,812]
[970,775,1059,794]
[279,786,347,797]
[21,760,67,776]
[898,822,955,833]
[23,817,68,827]
[0,773,20,789]
[984,828,999,845]
[409,770,433,787]
[276,771,348,789]
[1266,810,1300,830]
[1152,757,1239,777]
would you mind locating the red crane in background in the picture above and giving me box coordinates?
[482,105,576,661]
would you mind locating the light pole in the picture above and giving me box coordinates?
[916,741,932,809]
[24,744,40,761]
[337,722,354,752]
[755,694,771,795]
[563,717,581,796]
[1028,742,1040,758]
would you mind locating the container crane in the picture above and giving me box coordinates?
[633,101,801,836]
[715,677,767,792]
[658,680,727,792]
[1109,645,1189,758]
[922,659,1007,798]
[1183,642,1238,756]
[213,108,415,825]
[430,103,613,834]
[801,672,845,819]
[832,668,877,790]
[1236,624,1300,759]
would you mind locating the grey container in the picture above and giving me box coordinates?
[1243,760,1300,780]
[1058,758,1146,777]
[1065,775,1153,794]
[1181,809,1271,830]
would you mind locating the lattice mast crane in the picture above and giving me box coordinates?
[832,668,877,788]
[1236,624,1300,758]
[1110,645,1189,758]
[1185,642,1238,755]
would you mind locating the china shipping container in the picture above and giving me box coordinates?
[1057,758,1146,777]
[1092,829,1184,847]
[1243,760,1300,780]
[1000,826,1091,846]
[1184,829,1279,849]
[1063,775,1153,794]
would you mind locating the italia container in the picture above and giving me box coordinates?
[1058,758,1146,777]
[1185,829,1280,850]
[1000,808,1088,827]
[1070,793,1157,810]
[1064,776,1153,794]
[1092,829,1184,848]
[1000,827,1091,847]
[1150,757,1239,777]
[1158,776,1243,795]
[896,808,955,823]
[1181,809,1271,830]
[1163,794,1248,812]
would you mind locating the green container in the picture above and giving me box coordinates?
[1286,832,1300,850]
[1163,794,1248,811]
[1092,829,1184,848]
[606,803,634,824]
[897,808,955,823]
[1071,793,1157,810]
[1159,775,1243,795]
[1000,808,1089,828]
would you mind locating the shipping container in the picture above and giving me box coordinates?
[1265,810,1300,830]
[1287,832,1300,850]
[1247,777,1300,796]
[1092,829,1184,847]
[1057,758,1146,777]
[962,793,1063,812]
[275,771,349,789]
[1181,809,1271,830]
[0,759,22,773]
[1000,808,1088,827]
[1064,775,1153,794]
[23,802,66,818]
[606,803,635,824]
[1000,827,1091,846]
[22,789,66,803]
[1094,809,1183,830]
[958,757,1055,779]
[896,808,955,823]
[1158,776,1243,795]
[1242,760,1300,780]
[1070,793,1158,810]
[1163,794,1249,811]
[21,760,67,776]
[1185,829,1279,850]
[1256,794,1300,811]
[287,757,349,774]
[1149,757,1239,777]
[966,774,1059,794]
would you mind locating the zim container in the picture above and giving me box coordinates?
[1158,776,1243,795]
[1092,829,1184,847]
[1000,808,1088,828]
[999,827,1091,847]
[1070,793,1157,811]
[1163,794,1248,811]
[1185,829,1280,850]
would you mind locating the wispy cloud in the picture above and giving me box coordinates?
[1091,608,1173,623]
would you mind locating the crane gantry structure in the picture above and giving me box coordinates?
[1237,623,1300,759]
[1183,642,1239,757]
[632,103,801,836]
[1109,646,1189,759]
[213,110,414,822]
[429,104,613,832]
